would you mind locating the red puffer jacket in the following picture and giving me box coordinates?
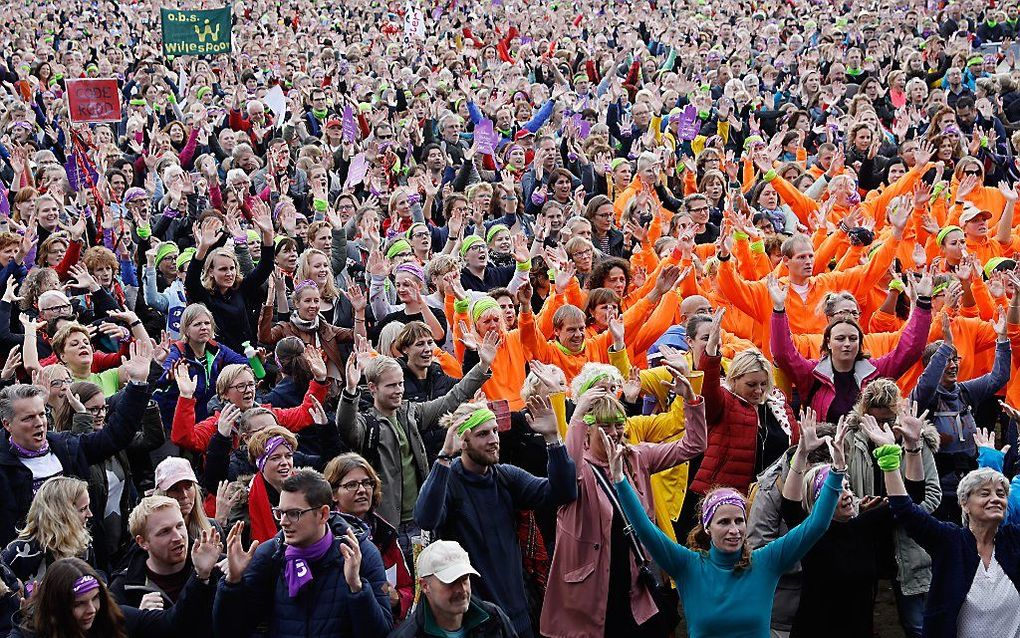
[690,353,799,495]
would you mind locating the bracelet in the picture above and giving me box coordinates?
[437,452,457,461]
[129,320,142,328]
[354,317,366,323]
[904,445,921,455]
[789,465,805,474]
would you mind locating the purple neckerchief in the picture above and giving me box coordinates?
[283,526,334,597]
[257,436,292,472]
[10,439,49,459]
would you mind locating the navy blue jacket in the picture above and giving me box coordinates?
[413,445,577,636]
[213,513,392,638]
[890,495,1020,638]
[153,340,248,429]
[0,382,150,546]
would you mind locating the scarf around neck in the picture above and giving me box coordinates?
[290,315,320,333]
[284,526,333,597]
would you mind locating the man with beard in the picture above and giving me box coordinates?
[911,311,1011,522]
[111,495,217,611]
[412,397,577,638]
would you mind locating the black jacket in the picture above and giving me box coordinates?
[389,596,518,638]
[0,383,150,547]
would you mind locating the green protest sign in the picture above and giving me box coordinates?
[160,6,232,56]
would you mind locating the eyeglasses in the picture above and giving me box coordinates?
[339,478,375,492]
[40,303,72,314]
[598,422,627,433]
[49,379,71,388]
[230,381,256,392]
[569,248,593,259]
[410,231,430,239]
[687,206,710,214]
[501,196,518,202]
[963,169,982,176]
[85,405,108,417]
[271,506,320,523]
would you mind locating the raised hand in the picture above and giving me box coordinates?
[339,528,363,593]
[797,407,828,452]
[174,361,197,398]
[217,403,242,437]
[599,426,628,483]
[894,399,927,450]
[305,346,328,382]
[0,345,21,381]
[525,395,561,441]
[766,274,787,311]
[344,352,362,393]
[122,338,153,382]
[225,521,259,584]
[859,414,896,447]
[192,528,223,579]
[477,328,500,368]
[705,307,726,357]
[973,426,1010,455]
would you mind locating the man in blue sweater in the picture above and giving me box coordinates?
[414,399,577,638]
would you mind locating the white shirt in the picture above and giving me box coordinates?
[19,453,64,493]
[957,551,1020,638]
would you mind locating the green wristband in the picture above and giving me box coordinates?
[749,239,765,254]
[313,198,329,212]
[888,279,905,293]
[733,230,749,241]
[137,224,152,239]
[763,169,778,182]
[516,259,532,272]
[872,444,903,472]
[453,299,470,314]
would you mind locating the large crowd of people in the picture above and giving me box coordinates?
[6,0,1020,636]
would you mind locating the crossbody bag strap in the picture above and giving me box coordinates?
[586,460,650,568]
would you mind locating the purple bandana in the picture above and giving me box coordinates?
[72,575,100,598]
[293,279,318,295]
[395,263,426,284]
[701,488,746,528]
[283,526,334,597]
[10,439,49,459]
[257,436,293,473]
[813,465,832,501]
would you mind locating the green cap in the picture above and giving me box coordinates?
[486,224,509,243]
[460,234,485,257]
[155,241,179,267]
[176,247,197,270]
[385,238,412,259]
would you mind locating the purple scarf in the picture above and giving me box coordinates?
[10,439,49,459]
[283,526,334,597]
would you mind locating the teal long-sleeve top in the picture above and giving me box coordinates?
[615,468,844,638]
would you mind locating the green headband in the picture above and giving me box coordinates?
[406,222,427,239]
[967,55,984,66]
[573,73,588,83]
[936,225,962,246]
[155,242,179,266]
[196,86,211,99]
[246,229,260,243]
[456,408,496,436]
[460,235,484,257]
[581,413,626,426]
[610,158,628,171]
[471,297,499,322]
[984,256,1017,279]
[386,239,412,259]
[130,98,147,106]
[578,373,609,396]
[486,224,509,243]
[176,247,196,270]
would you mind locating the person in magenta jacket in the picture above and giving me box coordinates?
[540,379,707,638]
[769,273,933,425]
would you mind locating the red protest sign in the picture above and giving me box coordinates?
[66,78,122,123]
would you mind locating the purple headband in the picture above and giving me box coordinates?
[257,436,293,472]
[293,279,318,295]
[813,465,832,501]
[395,262,426,284]
[72,575,100,598]
[701,488,746,528]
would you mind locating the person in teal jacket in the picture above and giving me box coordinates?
[606,413,846,638]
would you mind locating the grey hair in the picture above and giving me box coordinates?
[958,467,1010,526]
[0,384,47,424]
[239,407,276,435]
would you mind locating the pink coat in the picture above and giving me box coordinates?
[540,398,708,638]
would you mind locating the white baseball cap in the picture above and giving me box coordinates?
[416,540,480,584]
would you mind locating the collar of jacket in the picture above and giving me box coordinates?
[814,355,876,389]
[423,596,491,636]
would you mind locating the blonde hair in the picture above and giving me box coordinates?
[246,425,298,464]
[179,303,217,341]
[296,248,340,301]
[854,378,901,416]
[584,394,628,431]
[152,481,212,538]
[377,322,405,357]
[51,322,92,360]
[200,247,242,291]
[18,477,92,559]
[570,362,623,399]
[128,495,181,539]
[365,355,402,384]
[521,365,566,402]
[725,349,774,402]
[215,363,255,397]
